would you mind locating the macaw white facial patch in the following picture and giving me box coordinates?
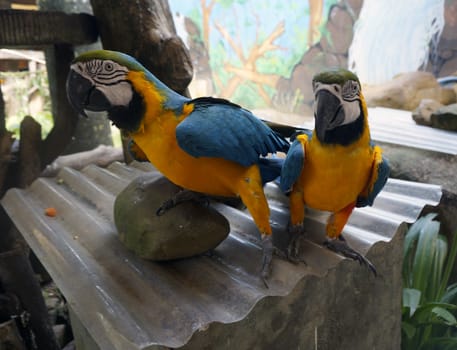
[97,81,133,107]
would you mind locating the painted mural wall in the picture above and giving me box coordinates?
[169,0,457,116]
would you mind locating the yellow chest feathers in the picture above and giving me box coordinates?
[301,136,374,211]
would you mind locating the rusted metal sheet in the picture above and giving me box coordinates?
[1,162,441,349]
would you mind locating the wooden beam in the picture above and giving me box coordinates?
[0,9,98,48]
[40,44,79,168]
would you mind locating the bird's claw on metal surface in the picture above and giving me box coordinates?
[261,235,274,288]
[286,224,307,264]
[324,236,377,276]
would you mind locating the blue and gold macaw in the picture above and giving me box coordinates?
[66,50,289,283]
[280,69,390,273]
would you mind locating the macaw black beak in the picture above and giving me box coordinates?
[314,89,345,141]
[66,69,111,118]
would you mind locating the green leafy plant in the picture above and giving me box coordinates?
[1,70,53,138]
[402,213,457,350]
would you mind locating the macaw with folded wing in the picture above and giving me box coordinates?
[66,50,289,283]
[280,69,390,273]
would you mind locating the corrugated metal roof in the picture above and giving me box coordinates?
[1,162,442,349]
[301,107,457,155]
[368,107,457,155]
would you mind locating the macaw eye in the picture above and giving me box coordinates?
[352,81,359,93]
[105,62,114,71]
[342,80,359,99]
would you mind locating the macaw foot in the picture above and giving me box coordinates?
[261,234,274,288]
[286,223,307,264]
[324,236,377,276]
[156,190,210,216]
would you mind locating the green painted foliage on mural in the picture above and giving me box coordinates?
[175,0,343,108]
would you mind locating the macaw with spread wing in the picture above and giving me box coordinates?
[280,69,390,273]
[66,50,289,283]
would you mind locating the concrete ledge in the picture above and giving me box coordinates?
[1,162,441,349]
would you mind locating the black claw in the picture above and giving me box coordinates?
[156,199,175,216]
[196,196,210,208]
[261,235,274,288]
[324,237,377,276]
[287,234,302,263]
[156,190,210,216]
[286,223,306,264]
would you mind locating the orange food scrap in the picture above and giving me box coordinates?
[45,207,57,217]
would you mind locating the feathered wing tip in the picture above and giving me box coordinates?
[356,155,390,207]
[279,138,305,193]
[270,130,290,154]
[245,112,290,157]
[261,119,312,141]
[258,157,285,185]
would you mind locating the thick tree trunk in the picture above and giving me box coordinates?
[38,0,113,155]
[40,44,79,165]
[89,0,193,96]
[89,0,193,161]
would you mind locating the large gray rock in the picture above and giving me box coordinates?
[114,174,230,260]
[364,71,456,110]
[381,144,456,191]
[412,99,443,126]
[430,103,457,131]
[379,143,457,251]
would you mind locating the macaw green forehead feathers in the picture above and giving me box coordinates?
[72,50,145,72]
[313,69,360,86]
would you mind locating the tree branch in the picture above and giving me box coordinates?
[224,64,280,87]
[247,21,285,64]
[218,20,285,99]
[214,21,245,63]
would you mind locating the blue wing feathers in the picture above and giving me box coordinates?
[176,98,289,167]
[356,156,390,207]
[279,139,305,192]
[258,157,284,185]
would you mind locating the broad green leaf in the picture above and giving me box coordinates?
[438,230,457,299]
[441,283,457,304]
[431,307,457,326]
[404,213,437,258]
[412,217,440,297]
[403,215,435,288]
[401,321,416,339]
[428,235,447,300]
[403,288,422,317]
[402,215,457,350]
[419,336,457,350]
[412,302,457,324]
